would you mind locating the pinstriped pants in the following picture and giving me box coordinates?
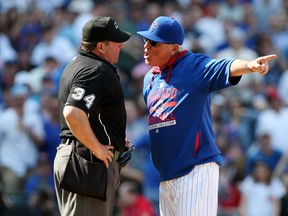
[159,162,219,216]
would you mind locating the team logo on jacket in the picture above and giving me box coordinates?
[147,86,178,131]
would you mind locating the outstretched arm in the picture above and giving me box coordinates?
[229,54,277,77]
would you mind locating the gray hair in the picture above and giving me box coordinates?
[80,41,98,51]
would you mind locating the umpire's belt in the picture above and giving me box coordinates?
[61,138,121,161]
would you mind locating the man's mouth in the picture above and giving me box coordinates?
[144,51,149,59]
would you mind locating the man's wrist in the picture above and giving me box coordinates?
[245,62,253,73]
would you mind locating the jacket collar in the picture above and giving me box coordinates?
[149,50,187,88]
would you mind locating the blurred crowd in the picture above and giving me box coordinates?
[1,0,288,215]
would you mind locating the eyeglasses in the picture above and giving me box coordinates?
[143,38,158,47]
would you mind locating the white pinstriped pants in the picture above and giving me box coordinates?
[159,162,219,216]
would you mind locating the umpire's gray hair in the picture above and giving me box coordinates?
[81,41,98,51]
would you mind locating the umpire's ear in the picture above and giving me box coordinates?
[96,42,105,54]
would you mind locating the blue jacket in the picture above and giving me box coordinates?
[143,51,241,181]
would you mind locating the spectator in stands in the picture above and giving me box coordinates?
[0,84,44,211]
[218,164,241,216]
[216,26,260,95]
[116,180,157,216]
[132,133,160,215]
[24,152,58,216]
[30,23,77,67]
[239,157,286,216]
[256,86,288,154]
[40,91,61,165]
[246,132,282,175]
[278,68,288,106]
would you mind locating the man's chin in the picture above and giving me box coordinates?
[144,58,152,66]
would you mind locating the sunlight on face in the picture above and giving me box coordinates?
[143,42,174,68]
[103,41,124,64]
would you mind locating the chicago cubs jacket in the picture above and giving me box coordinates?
[143,50,241,181]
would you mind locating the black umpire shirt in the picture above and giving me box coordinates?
[58,48,127,154]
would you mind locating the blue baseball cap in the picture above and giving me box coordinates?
[137,16,185,45]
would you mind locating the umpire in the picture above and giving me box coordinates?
[54,16,131,216]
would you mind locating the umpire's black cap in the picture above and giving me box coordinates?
[82,16,131,43]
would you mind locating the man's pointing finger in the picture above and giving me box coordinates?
[258,54,277,64]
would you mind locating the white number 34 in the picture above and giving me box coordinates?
[71,87,95,109]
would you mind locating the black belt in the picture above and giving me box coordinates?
[61,138,121,161]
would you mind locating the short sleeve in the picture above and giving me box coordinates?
[65,69,107,114]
